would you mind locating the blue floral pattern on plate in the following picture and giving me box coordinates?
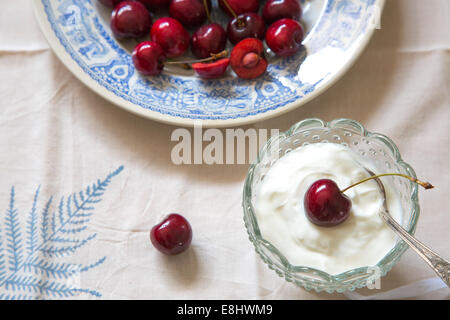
[36,0,381,124]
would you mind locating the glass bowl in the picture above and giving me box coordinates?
[242,118,420,293]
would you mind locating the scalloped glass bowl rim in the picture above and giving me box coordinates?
[243,118,420,291]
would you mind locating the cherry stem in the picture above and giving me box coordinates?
[340,173,434,194]
[221,0,238,19]
[203,0,211,23]
[165,50,228,65]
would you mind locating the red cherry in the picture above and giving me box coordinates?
[262,0,303,25]
[110,1,152,39]
[227,13,265,45]
[304,179,351,227]
[138,0,171,10]
[218,0,260,17]
[132,41,166,76]
[97,0,123,8]
[265,18,304,57]
[192,58,230,79]
[151,17,190,58]
[230,38,268,79]
[191,23,227,59]
[150,214,193,255]
[169,0,212,27]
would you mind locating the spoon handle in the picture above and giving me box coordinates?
[379,209,450,287]
[365,169,450,287]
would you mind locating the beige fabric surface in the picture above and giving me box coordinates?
[0,0,448,299]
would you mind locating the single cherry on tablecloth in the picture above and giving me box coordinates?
[150,213,193,255]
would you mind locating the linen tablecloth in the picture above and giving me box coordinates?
[0,0,449,299]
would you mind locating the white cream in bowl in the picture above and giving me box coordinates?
[254,143,402,275]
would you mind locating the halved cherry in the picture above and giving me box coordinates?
[230,38,267,79]
[192,58,230,79]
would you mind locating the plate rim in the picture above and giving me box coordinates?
[33,0,385,128]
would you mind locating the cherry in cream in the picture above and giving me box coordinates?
[304,174,434,227]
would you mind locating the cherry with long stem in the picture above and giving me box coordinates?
[304,173,434,227]
[165,50,228,66]
[166,50,230,78]
[341,173,434,193]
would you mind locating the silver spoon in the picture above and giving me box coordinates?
[367,170,450,287]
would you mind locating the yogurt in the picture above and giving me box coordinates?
[254,143,402,275]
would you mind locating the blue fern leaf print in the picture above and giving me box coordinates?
[0,166,123,299]
[5,187,24,273]
[26,186,40,256]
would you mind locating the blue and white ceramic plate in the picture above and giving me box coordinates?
[33,0,384,127]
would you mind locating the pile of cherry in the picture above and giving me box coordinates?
[99,0,304,80]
